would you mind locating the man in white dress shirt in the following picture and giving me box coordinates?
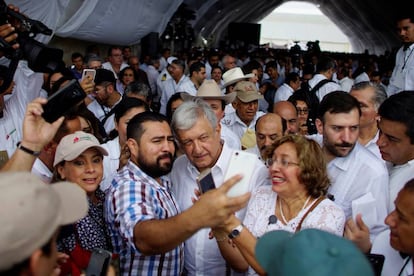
[315,91,389,240]
[349,81,387,160]
[102,46,128,78]
[308,55,341,101]
[376,91,414,211]
[170,99,268,275]
[387,14,414,95]
[159,58,194,115]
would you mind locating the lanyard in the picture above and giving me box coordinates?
[402,47,414,72]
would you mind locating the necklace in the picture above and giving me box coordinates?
[279,195,311,224]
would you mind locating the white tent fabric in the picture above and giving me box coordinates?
[6,0,182,45]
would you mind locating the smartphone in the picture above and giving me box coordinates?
[82,69,96,81]
[224,150,259,197]
[365,253,385,276]
[42,79,86,123]
[196,168,216,193]
[85,248,112,276]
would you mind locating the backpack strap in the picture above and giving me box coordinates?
[309,79,333,94]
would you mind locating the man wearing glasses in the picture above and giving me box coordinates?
[102,46,128,78]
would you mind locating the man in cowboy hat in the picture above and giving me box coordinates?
[182,80,241,149]
[222,81,266,149]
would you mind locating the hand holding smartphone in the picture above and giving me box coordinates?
[42,79,86,123]
[197,168,216,193]
[81,69,96,81]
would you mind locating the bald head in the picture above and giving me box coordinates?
[273,101,299,134]
[255,113,283,159]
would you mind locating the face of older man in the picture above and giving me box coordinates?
[176,116,222,172]
[234,99,259,126]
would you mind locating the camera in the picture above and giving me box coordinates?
[0,0,63,73]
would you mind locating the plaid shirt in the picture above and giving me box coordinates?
[105,160,183,275]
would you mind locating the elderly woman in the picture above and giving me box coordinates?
[213,135,345,275]
[52,131,111,275]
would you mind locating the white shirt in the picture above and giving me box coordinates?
[371,230,405,276]
[308,74,341,101]
[388,159,414,211]
[170,142,269,276]
[339,77,354,92]
[0,60,44,158]
[102,62,128,79]
[354,72,370,84]
[364,130,382,161]
[327,143,389,240]
[144,65,160,101]
[243,186,345,276]
[101,137,120,191]
[31,158,53,184]
[87,97,122,135]
[156,68,172,104]
[220,123,241,150]
[274,83,294,103]
[221,111,265,140]
[388,44,414,96]
[159,75,195,115]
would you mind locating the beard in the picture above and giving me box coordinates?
[137,152,173,179]
[324,138,356,157]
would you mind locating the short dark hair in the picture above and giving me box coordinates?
[189,61,205,76]
[127,112,169,143]
[317,91,361,122]
[107,46,122,57]
[71,52,83,60]
[316,56,336,73]
[403,178,414,193]
[265,60,278,72]
[378,91,414,143]
[285,72,300,85]
[114,97,149,123]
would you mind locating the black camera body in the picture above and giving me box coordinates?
[0,0,63,73]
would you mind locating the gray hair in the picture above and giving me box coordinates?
[125,82,152,101]
[351,81,387,111]
[171,98,217,138]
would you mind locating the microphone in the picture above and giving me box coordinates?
[268,215,277,225]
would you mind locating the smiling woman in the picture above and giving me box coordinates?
[51,131,112,275]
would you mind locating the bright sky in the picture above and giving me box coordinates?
[272,1,323,15]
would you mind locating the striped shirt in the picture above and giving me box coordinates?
[105,160,183,275]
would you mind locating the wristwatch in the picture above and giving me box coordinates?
[228,224,244,239]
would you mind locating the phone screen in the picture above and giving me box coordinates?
[197,169,216,193]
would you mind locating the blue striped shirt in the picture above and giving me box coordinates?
[105,160,183,275]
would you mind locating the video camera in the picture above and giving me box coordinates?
[0,0,63,93]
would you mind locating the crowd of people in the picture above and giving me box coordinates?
[1,4,414,276]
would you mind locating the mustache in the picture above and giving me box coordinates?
[157,153,173,161]
[335,142,354,147]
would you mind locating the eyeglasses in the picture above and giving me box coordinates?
[297,108,309,115]
[266,158,299,168]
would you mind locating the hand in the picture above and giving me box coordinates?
[344,214,371,253]
[79,75,95,95]
[21,97,64,152]
[191,174,251,229]
[0,23,19,50]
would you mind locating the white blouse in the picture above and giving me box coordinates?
[243,185,345,238]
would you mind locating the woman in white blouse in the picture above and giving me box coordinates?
[213,135,345,275]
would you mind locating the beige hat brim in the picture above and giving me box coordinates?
[182,91,236,105]
[53,144,108,167]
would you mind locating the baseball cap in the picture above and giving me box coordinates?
[94,68,116,85]
[222,67,255,87]
[53,131,108,167]
[234,81,263,103]
[0,172,88,270]
[255,229,374,276]
[167,56,178,65]
[181,79,236,105]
